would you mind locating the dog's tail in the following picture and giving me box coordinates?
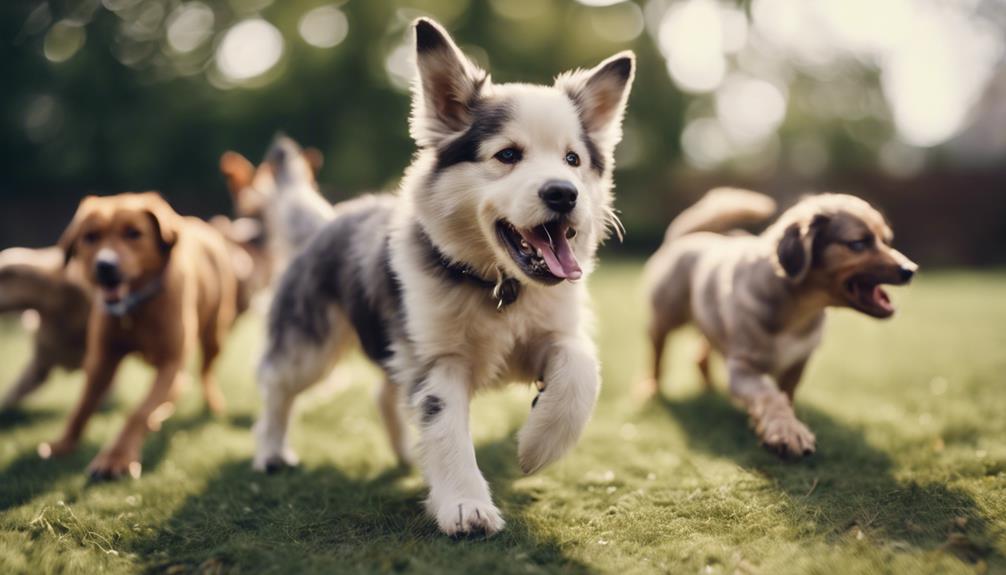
[664,187,777,242]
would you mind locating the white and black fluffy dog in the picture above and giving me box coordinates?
[253,18,634,536]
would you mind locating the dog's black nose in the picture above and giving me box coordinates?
[899,265,915,283]
[94,260,122,287]
[539,180,578,214]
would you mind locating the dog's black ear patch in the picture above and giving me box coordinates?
[415,18,447,53]
[777,223,806,279]
[421,395,444,425]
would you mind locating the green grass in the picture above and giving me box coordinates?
[1,262,1004,574]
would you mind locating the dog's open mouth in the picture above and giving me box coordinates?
[843,274,897,318]
[495,219,582,285]
[100,284,129,305]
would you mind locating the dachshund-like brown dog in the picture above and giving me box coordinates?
[39,192,240,479]
[643,188,917,458]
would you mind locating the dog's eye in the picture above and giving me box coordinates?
[493,148,522,165]
[565,151,581,167]
[123,227,142,240]
[82,231,100,245]
[847,237,873,252]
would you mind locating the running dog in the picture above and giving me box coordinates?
[254,18,634,536]
[40,192,241,479]
[220,134,333,287]
[643,188,918,457]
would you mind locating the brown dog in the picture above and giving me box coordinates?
[643,188,917,457]
[0,247,90,408]
[39,192,240,479]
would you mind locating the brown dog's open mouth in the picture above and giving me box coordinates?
[100,284,129,305]
[843,274,897,318]
[496,219,581,285]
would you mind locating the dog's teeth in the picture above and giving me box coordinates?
[520,239,530,250]
[536,248,543,257]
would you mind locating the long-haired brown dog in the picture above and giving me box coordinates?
[39,192,240,479]
[643,188,917,457]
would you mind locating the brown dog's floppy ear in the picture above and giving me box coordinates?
[220,151,254,199]
[304,147,324,175]
[775,215,826,283]
[410,18,488,145]
[58,196,98,266]
[138,192,181,254]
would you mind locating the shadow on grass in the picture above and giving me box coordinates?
[0,409,249,514]
[0,405,64,431]
[657,391,1001,567]
[131,436,592,574]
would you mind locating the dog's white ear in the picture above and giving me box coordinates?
[557,51,635,147]
[410,18,488,145]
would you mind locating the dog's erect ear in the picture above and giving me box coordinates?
[304,147,324,175]
[775,215,827,283]
[138,192,181,254]
[410,18,488,145]
[220,151,254,198]
[557,51,635,145]
[58,196,99,266]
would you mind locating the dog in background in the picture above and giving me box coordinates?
[254,18,634,536]
[0,216,267,412]
[39,192,241,479]
[220,135,333,288]
[642,188,917,457]
[0,247,90,409]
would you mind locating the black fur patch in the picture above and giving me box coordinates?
[434,102,512,172]
[415,20,446,53]
[564,92,606,175]
[777,223,806,279]
[421,395,444,425]
[265,196,404,366]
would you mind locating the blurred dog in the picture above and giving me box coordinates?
[0,220,262,412]
[220,134,333,288]
[254,18,634,536]
[0,247,90,408]
[39,192,240,479]
[643,188,918,457]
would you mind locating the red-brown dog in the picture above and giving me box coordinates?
[40,192,240,479]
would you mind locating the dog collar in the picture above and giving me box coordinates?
[103,276,164,317]
[415,226,521,311]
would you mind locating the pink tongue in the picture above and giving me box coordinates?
[524,227,582,280]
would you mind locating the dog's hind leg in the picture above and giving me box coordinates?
[376,377,410,466]
[198,333,226,416]
[1,352,53,410]
[518,336,600,475]
[253,308,347,473]
[696,337,714,391]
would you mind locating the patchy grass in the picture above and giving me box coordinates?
[0,262,1003,574]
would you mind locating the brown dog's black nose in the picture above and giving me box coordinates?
[539,180,578,214]
[899,265,915,283]
[95,260,122,287]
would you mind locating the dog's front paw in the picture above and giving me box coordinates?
[87,449,142,480]
[252,449,299,474]
[429,497,505,537]
[38,438,78,459]
[757,415,816,458]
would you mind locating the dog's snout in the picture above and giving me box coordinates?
[539,180,578,214]
[898,264,916,283]
[94,252,122,287]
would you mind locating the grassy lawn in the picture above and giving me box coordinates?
[0,262,1003,574]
